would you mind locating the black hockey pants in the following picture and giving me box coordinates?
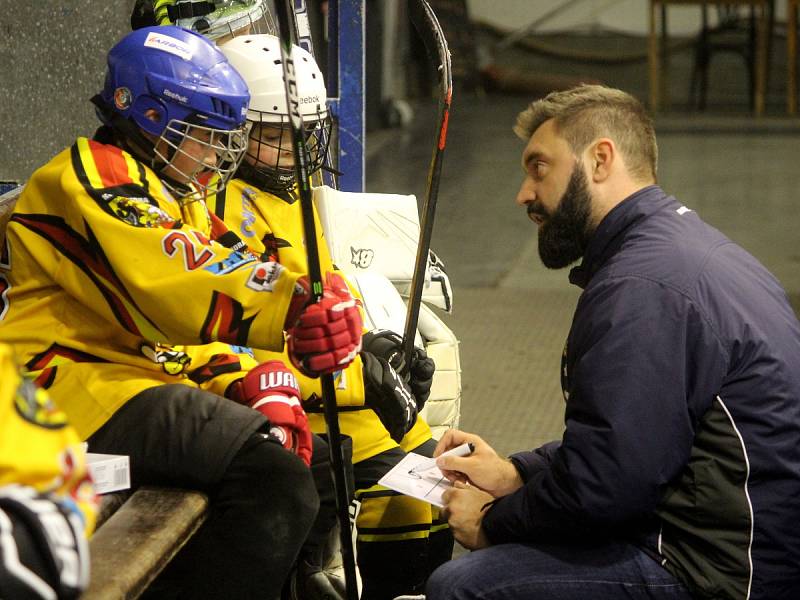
[88,383,319,599]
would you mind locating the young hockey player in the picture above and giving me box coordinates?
[0,26,363,599]
[215,34,453,600]
[0,343,98,600]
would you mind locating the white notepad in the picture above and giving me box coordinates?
[377,452,453,507]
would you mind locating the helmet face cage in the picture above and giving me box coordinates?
[245,109,332,193]
[176,0,277,42]
[154,116,249,202]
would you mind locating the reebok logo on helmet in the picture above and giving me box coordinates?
[163,88,189,104]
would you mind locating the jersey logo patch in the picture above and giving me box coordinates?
[350,247,374,269]
[204,251,257,276]
[140,343,191,376]
[14,377,67,429]
[246,262,285,292]
[103,193,175,228]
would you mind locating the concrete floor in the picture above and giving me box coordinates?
[365,92,800,457]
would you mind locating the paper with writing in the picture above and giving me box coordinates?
[377,452,453,507]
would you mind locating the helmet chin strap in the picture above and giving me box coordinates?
[236,159,295,196]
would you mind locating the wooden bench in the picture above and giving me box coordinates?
[84,487,209,599]
[1,186,210,598]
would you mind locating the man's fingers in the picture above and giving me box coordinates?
[437,454,471,475]
[434,428,471,457]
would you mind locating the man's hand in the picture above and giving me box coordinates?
[434,429,524,498]
[441,481,493,550]
[285,272,363,376]
[361,329,435,409]
[230,360,313,466]
[361,352,417,442]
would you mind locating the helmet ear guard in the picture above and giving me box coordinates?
[128,95,169,137]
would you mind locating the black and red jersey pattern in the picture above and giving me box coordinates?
[10,213,163,339]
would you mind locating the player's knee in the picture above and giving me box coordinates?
[231,434,320,521]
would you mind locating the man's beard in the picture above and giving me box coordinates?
[533,165,594,269]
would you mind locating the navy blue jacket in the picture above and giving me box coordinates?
[482,186,800,599]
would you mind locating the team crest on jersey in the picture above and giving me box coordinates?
[103,194,175,228]
[14,377,67,429]
[246,262,285,292]
[114,87,132,110]
[140,343,192,375]
[350,247,375,269]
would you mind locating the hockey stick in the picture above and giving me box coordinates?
[272,2,359,599]
[402,0,453,369]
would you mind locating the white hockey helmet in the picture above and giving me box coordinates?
[175,0,277,42]
[220,34,331,193]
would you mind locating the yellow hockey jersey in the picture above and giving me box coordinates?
[208,179,431,462]
[0,138,296,438]
[0,343,98,536]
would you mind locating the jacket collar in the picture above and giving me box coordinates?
[568,185,670,289]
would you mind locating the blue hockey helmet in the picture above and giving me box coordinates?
[96,26,251,200]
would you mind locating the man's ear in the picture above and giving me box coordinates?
[588,138,615,183]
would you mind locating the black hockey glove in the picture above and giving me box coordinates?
[0,484,90,600]
[361,351,418,442]
[362,329,436,410]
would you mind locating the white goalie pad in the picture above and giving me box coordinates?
[313,185,453,313]
[348,272,461,438]
[393,249,454,314]
[417,303,462,439]
[313,185,429,286]
[347,272,423,349]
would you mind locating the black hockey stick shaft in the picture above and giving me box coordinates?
[273,3,359,598]
[402,0,453,369]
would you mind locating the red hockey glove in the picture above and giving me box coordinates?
[285,272,363,376]
[230,361,312,466]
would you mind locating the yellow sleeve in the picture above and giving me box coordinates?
[185,342,259,398]
[10,139,298,351]
[0,344,98,536]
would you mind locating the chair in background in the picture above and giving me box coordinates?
[648,0,773,116]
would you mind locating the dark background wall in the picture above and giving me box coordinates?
[0,1,134,183]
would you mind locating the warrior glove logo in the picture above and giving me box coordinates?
[259,370,300,393]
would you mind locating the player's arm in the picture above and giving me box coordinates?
[10,171,296,351]
[185,342,260,398]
